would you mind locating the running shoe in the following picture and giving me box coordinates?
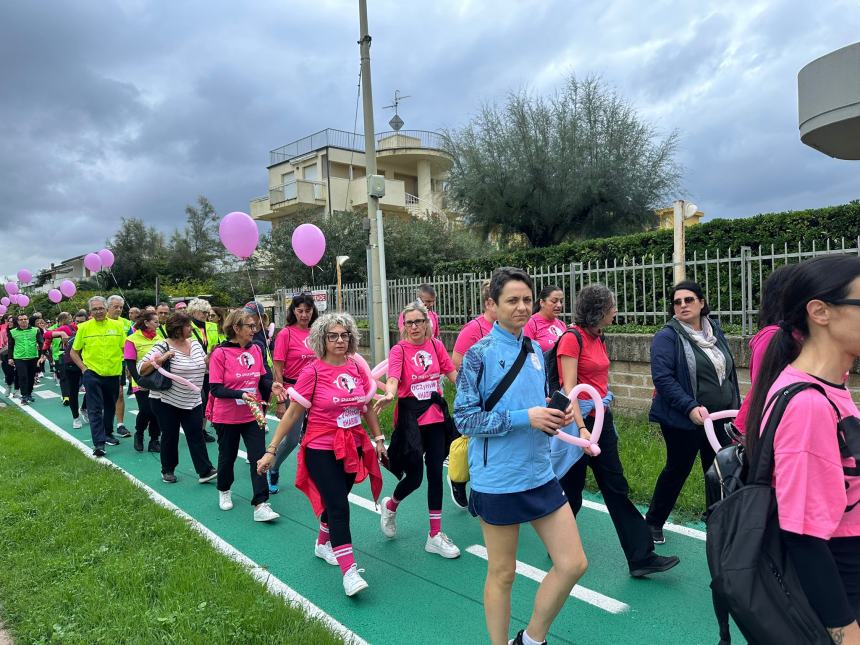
[62,397,69,406]
[148,439,161,453]
[162,472,177,483]
[629,554,680,578]
[253,502,280,522]
[203,429,216,443]
[314,540,339,566]
[268,469,280,494]
[219,490,233,511]
[72,418,82,429]
[116,425,131,438]
[342,564,368,597]
[447,476,469,510]
[104,435,120,447]
[133,431,144,452]
[509,630,546,645]
[198,468,218,484]
[20,397,29,406]
[10,391,18,399]
[379,497,397,538]
[425,532,461,559]
[93,447,106,458]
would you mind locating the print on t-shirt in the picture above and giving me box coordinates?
[413,349,433,373]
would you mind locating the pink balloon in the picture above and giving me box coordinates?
[703,409,740,453]
[0,305,5,316]
[0,297,8,306]
[17,269,32,284]
[60,280,77,298]
[219,212,259,259]
[553,384,605,456]
[17,294,30,308]
[291,223,326,266]
[371,359,389,381]
[97,249,115,269]
[48,289,62,304]
[84,253,102,273]
[5,282,19,296]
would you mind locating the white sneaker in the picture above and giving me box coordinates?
[219,490,233,511]
[425,531,461,559]
[314,540,339,566]
[379,496,397,538]
[253,502,280,522]
[72,417,83,429]
[342,564,368,597]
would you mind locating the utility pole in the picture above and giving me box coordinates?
[672,200,698,285]
[358,0,388,364]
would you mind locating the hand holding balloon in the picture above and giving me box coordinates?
[703,409,739,453]
[552,383,604,456]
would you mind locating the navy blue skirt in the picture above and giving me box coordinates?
[468,478,567,526]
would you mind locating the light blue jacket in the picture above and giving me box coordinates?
[453,323,556,494]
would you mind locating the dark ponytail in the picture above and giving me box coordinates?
[744,255,860,459]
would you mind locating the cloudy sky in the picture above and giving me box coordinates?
[1,0,858,281]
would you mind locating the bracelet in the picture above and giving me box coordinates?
[578,426,588,431]
[265,449,276,456]
[373,435,385,442]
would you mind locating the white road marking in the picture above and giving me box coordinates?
[465,544,629,614]
[34,390,61,399]
[0,386,368,645]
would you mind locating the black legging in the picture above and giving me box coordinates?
[646,420,730,528]
[392,422,446,510]
[305,447,359,548]
[133,390,160,439]
[214,420,268,506]
[65,365,82,419]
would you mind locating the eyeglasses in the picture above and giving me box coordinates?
[672,296,699,307]
[404,319,426,327]
[325,332,352,342]
[830,299,860,307]
[240,322,259,330]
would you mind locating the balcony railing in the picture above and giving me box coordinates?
[269,128,450,165]
[269,179,326,207]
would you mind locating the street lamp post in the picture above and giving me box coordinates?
[336,255,350,311]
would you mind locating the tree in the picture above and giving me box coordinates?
[109,217,168,288]
[444,74,681,247]
[163,195,223,281]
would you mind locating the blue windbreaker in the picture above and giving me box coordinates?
[453,323,556,494]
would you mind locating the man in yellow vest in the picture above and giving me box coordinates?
[107,295,133,438]
[71,296,126,457]
[7,313,46,405]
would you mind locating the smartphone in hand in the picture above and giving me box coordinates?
[547,390,571,412]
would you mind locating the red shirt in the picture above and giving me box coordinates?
[388,338,455,425]
[524,314,567,352]
[453,315,493,355]
[556,326,609,400]
[272,325,315,382]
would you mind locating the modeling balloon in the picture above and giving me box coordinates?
[60,280,77,298]
[552,383,605,456]
[17,269,32,284]
[84,253,102,273]
[704,409,740,453]
[291,223,326,266]
[97,249,115,269]
[0,297,8,307]
[17,294,30,308]
[5,282,18,296]
[48,289,62,304]
[219,211,259,259]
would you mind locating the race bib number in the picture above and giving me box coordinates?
[410,379,438,401]
[337,408,361,428]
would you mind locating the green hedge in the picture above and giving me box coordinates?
[435,201,860,273]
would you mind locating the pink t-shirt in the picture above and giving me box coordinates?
[272,325,315,382]
[397,309,441,339]
[291,357,371,450]
[735,325,779,433]
[207,344,267,425]
[766,365,860,539]
[388,338,455,426]
[453,315,493,356]
[523,314,567,352]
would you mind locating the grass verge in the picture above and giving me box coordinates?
[0,406,343,645]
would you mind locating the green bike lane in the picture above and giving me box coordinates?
[4,377,738,644]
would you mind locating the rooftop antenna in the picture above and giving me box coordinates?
[383,89,410,131]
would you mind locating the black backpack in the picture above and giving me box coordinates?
[706,382,836,645]
[544,327,604,392]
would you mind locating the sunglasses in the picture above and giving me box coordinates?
[325,332,352,342]
[830,299,860,307]
[672,296,699,307]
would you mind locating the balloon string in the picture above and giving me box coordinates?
[245,263,265,333]
[107,270,128,313]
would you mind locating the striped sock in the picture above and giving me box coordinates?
[429,510,442,537]
[332,543,356,574]
[317,522,330,546]
[386,497,400,512]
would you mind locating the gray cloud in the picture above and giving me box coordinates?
[1,0,859,280]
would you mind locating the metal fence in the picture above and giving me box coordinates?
[277,237,860,335]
